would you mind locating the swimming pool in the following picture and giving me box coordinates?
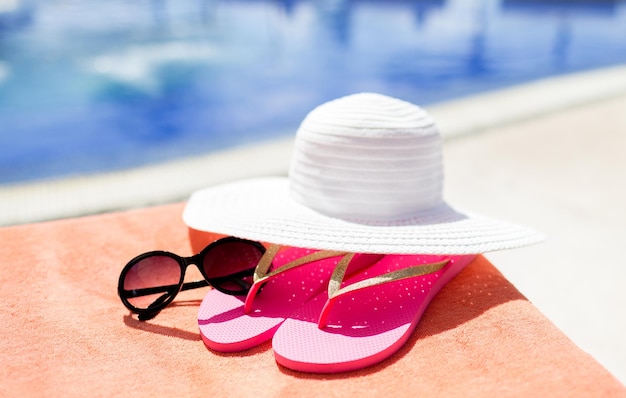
[1,0,625,185]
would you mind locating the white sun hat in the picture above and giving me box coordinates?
[183,93,543,254]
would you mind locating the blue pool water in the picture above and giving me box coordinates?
[1,0,625,184]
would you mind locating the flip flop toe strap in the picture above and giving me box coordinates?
[317,259,449,329]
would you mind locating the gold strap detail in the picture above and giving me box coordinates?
[318,259,449,328]
[254,246,346,284]
[252,244,281,283]
[328,259,448,299]
[243,245,346,314]
[327,253,356,298]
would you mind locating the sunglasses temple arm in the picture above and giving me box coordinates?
[122,283,178,298]
[179,279,209,292]
[137,293,172,321]
[206,268,255,288]
[135,281,209,321]
[126,280,211,297]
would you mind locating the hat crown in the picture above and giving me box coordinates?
[289,93,444,224]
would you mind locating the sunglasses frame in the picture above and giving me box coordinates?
[117,236,266,320]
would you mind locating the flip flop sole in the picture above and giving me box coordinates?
[198,290,282,352]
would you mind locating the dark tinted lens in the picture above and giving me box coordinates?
[122,255,182,310]
[203,240,264,294]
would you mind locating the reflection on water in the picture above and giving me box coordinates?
[0,0,625,184]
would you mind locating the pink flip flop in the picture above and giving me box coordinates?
[272,254,476,373]
[198,245,382,352]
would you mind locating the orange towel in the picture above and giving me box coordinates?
[0,203,623,397]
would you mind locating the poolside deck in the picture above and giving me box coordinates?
[1,65,625,385]
[442,75,626,385]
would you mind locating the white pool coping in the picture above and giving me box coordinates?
[1,64,626,227]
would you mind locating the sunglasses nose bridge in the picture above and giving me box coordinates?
[183,253,206,274]
[189,252,204,264]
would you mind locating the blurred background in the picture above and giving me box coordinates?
[1,0,625,184]
[1,0,625,386]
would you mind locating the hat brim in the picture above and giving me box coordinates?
[183,177,543,254]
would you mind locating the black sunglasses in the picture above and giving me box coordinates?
[117,236,266,321]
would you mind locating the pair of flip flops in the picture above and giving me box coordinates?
[198,246,475,373]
